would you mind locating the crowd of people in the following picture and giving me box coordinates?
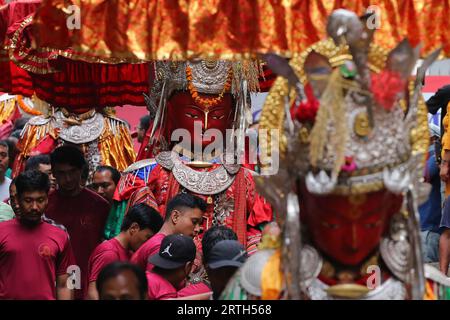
[423,85,450,275]
[0,132,248,300]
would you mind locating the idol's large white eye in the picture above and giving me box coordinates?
[211,115,225,120]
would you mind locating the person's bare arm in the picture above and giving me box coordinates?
[439,229,450,275]
[440,150,450,182]
[87,281,99,300]
[56,274,73,300]
[168,292,213,300]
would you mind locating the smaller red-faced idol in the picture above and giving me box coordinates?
[222,9,450,301]
[131,60,274,284]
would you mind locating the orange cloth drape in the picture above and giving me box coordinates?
[31,0,450,62]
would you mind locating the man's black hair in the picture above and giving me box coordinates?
[15,170,50,196]
[139,115,151,132]
[10,130,21,139]
[202,225,238,264]
[427,85,450,134]
[50,145,87,170]
[2,139,14,168]
[121,203,163,233]
[165,193,207,221]
[25,154,51,172]
[13,117,30,132]
[95,165,121,186]
[0,140,9,153]
[96,261,148,300]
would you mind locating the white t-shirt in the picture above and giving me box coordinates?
[0,177,12,203]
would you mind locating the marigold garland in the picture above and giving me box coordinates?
[17,95,43,116]
[186,65,232,110]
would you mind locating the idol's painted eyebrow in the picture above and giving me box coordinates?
[186,105,225,112]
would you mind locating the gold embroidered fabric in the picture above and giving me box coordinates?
[99,118,136,172]
[30,0,450,61]
[0,96,18,123]
[14,114,136,175]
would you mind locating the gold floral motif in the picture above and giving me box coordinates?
[299,126,309,144]
[354,112,371,138]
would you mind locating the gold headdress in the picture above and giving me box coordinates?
[144,59,263,152]
[260,12,434,197]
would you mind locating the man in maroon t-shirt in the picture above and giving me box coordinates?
[131,193,206,271]
[147,234,197,300]
[87,203,163,299]
[0,170,75,300]
[46,146,110,299]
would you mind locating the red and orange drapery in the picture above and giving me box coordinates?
[0,0,40,96]
[1,2,151,112]
[31,0,450,62]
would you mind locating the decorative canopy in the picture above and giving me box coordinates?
[31,0,450,62]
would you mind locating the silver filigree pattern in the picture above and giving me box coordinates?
[155,151,175,170]
[55,111,104,144]
[383,166,411,194]
[319,92,411,172]
[27,115,52,126]
[300,245,323,287]
[306,277,406,300]
[124,159,158,173]
[189,60,233,94]
[380,213,411,282]
[305,170,337,195]
[85,140,102,185]
[213,193,234,225]
[156,151,236,195]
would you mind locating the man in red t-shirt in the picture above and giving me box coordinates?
[46,146,111,299]
[146,234,197,300]
[87,203,163,299]
[0,170,75,300]
[97,261,149,300]
[131,193,206,271]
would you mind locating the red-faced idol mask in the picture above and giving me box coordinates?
[165,91,234,150]
[299,182,403,266]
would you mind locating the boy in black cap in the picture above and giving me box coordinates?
[146,234,196,300]
[204,239,247,299]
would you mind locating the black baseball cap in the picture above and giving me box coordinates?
[148,234,196,269]
[207,240,247,269]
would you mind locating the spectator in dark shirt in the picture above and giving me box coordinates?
[420,123,442,263]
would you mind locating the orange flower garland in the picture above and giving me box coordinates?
[17,95,43,116]
[186,66,232,110]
